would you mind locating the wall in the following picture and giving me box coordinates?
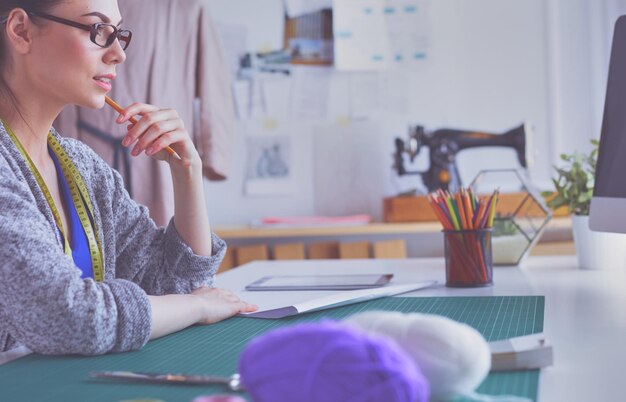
[205,0,612,226]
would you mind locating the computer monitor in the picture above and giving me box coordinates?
[590,15,626,233]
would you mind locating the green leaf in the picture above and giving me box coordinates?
[545,141,599,215]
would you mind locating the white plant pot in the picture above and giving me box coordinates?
[571,215,626,270]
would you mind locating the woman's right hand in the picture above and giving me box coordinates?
[191,286,258,325]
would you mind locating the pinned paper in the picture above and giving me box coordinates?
[349,73,381,119]
[244,120,295,196]
[291,67,332,120]
[232,80,267,120]
[333,0,431,71]
[207,0,285,53]
[215,22,248,78]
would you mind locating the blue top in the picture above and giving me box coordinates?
[49,147,94,279]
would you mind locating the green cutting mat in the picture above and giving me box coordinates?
[0,296,544,402]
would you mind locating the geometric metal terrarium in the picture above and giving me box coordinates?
[469,169,552,265]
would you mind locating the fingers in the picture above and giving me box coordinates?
[144,129,187,157]
[131,123,179,156]
[240,302,259,312]
[219,289,255,309]
[192,287,258,322]
[226,300,258,316]
[122,108,181,147]
[115,103,189,159]
[194,287,241,304]
[116,102,159,124]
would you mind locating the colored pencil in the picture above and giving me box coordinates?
[427,188,499,286]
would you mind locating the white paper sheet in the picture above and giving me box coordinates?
[333,0,390,71]
[386,0,431,66]
[263,76,293,118]
[349,72,381,119]
[232,80,251,120]
[0,345,31,365]
[380,71,411,114]
[313,121,389,219]
[215,22,248,78]
[291,67,332,120]
[232,80,268,120]
[240,281,436,318]
[207,0,285,53]
[333,0,431,71]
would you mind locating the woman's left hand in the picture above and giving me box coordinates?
[116,102,200,167]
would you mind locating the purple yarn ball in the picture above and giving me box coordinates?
[191,397,246,402]
[238,321,429,402]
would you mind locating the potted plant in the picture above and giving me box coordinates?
[542,140,626,269]
[542,140,598,216]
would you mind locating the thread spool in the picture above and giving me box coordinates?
[238,321,430,402]
[347,311,491,401]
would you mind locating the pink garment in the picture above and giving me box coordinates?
[55,0,234,226]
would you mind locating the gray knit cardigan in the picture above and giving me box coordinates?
[0,121,226,355]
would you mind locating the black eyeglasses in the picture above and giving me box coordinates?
[2,11,132,50]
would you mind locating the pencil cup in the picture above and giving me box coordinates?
[443,229,493,287]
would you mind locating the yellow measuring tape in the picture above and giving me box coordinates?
[4,121,104,281]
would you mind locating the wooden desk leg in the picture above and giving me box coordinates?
[339,241,371,259]
[307,242,340,259]
[273,243,306,260]
[218,246,237,273]
[236,244,270,266]
[373,239,407,259]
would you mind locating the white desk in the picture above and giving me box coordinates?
[218,256,626,402]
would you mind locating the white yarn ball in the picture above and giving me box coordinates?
[346,311,491,402]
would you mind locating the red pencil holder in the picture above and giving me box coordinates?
[443,229,493,287]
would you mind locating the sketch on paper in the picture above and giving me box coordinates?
[245,136,294,195]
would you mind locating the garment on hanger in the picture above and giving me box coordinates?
[55,0,235,226]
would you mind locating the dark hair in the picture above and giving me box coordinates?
[0,1,64,117]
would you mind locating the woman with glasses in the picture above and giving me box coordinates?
[0,0,256,356]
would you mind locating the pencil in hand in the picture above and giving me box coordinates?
[104,96,182,161]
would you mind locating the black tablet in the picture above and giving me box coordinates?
[245,274,394,291]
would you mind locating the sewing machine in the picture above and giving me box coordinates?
[393,123,531,192]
